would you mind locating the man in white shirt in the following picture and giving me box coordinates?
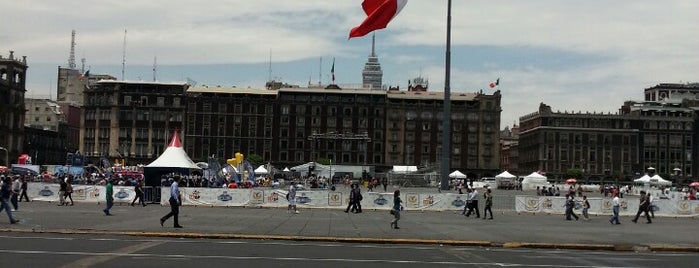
[288,181,298,214]
[609,194,621,224]
[465,188,480,218]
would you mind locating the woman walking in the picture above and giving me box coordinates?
[582,195,590,220]
[482,188,493,220]
[390,190,402,229]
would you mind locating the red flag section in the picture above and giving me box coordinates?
[349,0,408,39]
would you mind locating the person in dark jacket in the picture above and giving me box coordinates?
[131,181,147,207]
[390,190,403,229]
[632,190,651,224]
[344,184,356,213]
[0,177,19,224]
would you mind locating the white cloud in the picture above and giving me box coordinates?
[4,0,699,130]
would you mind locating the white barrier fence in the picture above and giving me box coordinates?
[28,182,136,204]
[515,196,699,217]
[26,183,699,217]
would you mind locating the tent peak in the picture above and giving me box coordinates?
[168,129,182,148]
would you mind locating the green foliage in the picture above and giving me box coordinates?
[315,158,332,165]
[564,168,583,180]
[246,153,263,166]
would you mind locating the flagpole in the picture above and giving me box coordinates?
[440,0,452,191]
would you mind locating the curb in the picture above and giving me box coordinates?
[3,228,699,252]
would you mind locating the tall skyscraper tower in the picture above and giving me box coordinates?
[362,34,383,90]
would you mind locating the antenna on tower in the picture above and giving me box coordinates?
[318,57,322,87]
[80,58,86,74]
[268,48,272,82]
[121,28,127,81]
[68,30,77,69]
[371,33,376,57]
[153,56,157,82]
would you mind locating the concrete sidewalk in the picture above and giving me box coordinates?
[1,201,697,252]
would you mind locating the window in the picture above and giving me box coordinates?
[157,97,165,106]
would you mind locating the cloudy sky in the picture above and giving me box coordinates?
[3,0,698,127]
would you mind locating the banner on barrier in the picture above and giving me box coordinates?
[515,196,699,216]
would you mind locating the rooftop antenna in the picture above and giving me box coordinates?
[80,57,86,74]
[153,56,157,82]
[68,30,77,69]
[268,48,272,82]
[318,57,322,87]
[121,28,127,81]
[371,33,376,57]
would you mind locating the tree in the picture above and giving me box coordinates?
[246,153,263,166]
[316,158,331,165]
[564,168,583,181]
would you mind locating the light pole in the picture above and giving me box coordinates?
[0,146,8,166]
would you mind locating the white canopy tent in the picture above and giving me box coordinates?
[522,172,549,190]
[254,165,269,175]
[146,131,200,170]
[449,170,467,179]
[633,174,652,184]
[143,130,200,186]
[495,171,516,179]
[634,174,671,186]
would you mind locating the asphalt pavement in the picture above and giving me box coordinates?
[1,197,697,252]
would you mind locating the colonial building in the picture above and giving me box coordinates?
[24,126,67,165]
[80,80,187,165]
[185,83,502,177]
[0,51,27,166]
[620,100,694,185]
[500,124,519,173]
[518,101,694,184]
[25,98,63,131]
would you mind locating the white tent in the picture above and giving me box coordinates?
[146,131,200,169]
[522,172,548,190]
[254,165,269,175]
[449,170,467,178]
[651,175,672,186]
[634,174,652,184]
[496,171,516,178]
[283,167,290,172]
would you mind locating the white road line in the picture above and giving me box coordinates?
[57,241,164,268]
[0,249,641,267]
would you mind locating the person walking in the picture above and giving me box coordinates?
[287,181,299,214]
[131,181,147,207]
[19,177,29,202]
[565,194,579,221]
[353,184,363,213]
[382,178,388,192]
[465,188,480,218]
[103,179,113,215]
[10,176,21,211]
[482,188,494,220]
[0,177,19,224]
[64,178,74,206]
[582,195,590,221]
[344,184,356,213]
[647,192,655,219]
[58,177,67,206]
[632,190,651,224]
[462,188,472,215]
[609,194,621,224]
[160,177,183,228]
[390,189,402,229]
